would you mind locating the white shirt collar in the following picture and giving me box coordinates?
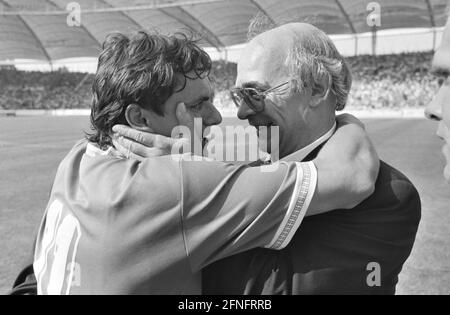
[86,143,114,157]
[280,122,337,162]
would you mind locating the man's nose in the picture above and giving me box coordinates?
[425,93,444,121]
[237,102,256,120]
[203,103,223,126]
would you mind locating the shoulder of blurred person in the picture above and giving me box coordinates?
[9,264,37,295]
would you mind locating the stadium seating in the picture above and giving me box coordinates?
[346,52,437,109]
[0,67,92,110]
[0,52,438,111]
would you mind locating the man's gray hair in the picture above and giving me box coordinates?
[286,30,352,111]
[247,12,277,41]
[248,14,352,111]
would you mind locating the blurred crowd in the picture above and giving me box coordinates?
[0,68,92,110]
[345,52,438,109]
[0,52,439,111]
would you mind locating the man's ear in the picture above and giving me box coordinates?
[310,75,331,107]
[125,104,150,131]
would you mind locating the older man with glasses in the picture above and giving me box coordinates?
[199,22,422,295]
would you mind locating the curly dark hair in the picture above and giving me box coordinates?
[87,30,212,149]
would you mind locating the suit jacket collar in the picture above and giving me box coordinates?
[277,122,337,163]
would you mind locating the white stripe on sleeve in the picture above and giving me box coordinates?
[265,161,318,250]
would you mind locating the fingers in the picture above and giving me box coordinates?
[153,134,180,151]
[113,125,180,150]
[113,135,179,160]
[114,136,165,159]
[112,106,195,158]
[115,136,147,157]
[112,138,144,162]
[112,125,156,147]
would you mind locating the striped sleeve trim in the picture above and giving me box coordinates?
[265,161,318,250]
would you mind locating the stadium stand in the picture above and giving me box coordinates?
[0,52,438,111]
[346,52,438,109]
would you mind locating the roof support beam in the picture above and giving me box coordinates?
[44,0,102,49]
[424,0,437,51]
[334,0,357,34]
[424,0,436,28]
[98,0,143,30]
[159,7,225,51]
[0,0,227,16]
[101,0,225,51]
[249,0,276,26]
[0,0,52,64]
[334,0,358,56]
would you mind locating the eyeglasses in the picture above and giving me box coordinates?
[230,81,290,113]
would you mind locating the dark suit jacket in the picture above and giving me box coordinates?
[203,161,422,295]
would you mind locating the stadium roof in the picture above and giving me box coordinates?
[0,0,448,63]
